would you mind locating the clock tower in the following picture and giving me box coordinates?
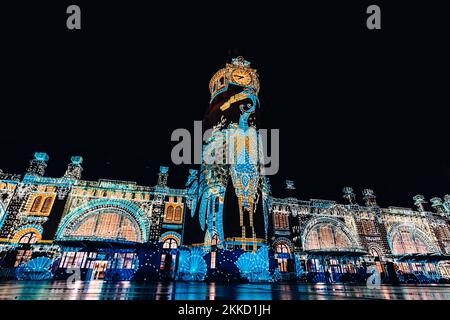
[186,57,269,252]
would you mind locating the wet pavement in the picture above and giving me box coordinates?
[0,281,450,300]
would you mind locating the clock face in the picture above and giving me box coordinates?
[231,69,252,86]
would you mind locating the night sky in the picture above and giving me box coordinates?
[2,1,449,208]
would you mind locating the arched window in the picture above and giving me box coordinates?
[19,232,37,244]
[40,197,53,214]
[276,243,290,254]
[391,226,435,255]
[174,206,182,221]
[163,238,178,249]
[275,212,286,229]
[304,223,353,251]
[70,211,140,242]
[166,206,174,221]
[275,242,290,273]
[30,196,42,212]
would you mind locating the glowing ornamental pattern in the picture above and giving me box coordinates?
[56,198,150,242]
[16,257,53,280]
[235,246,271,282]
[179,247,208,281]
[177,249,191,277]
[186,170,199,217]
[294,254,305,279]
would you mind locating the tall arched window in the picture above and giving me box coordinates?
[166,206,174,221]
[275,242,290,273]
[304,224,353,251]
[174,206,182,221]
[211,234,219,246]
[436,225,450,240]
[70,211,140,242]
[274,212,287,229]
[30,196,42,212]
[41,197,53,214]
[390,226,435,255]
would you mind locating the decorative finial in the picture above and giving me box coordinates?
[231,56,251,68]
[343,187,357,205]
[413,195,427,212]
[362,189,377,207]
[285,180,295,190]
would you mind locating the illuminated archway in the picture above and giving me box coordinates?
[56,199,149,243]
[273,238,293,273]
[273,237,293,253]
[388,223,439,255]
[302,217,361,251]
[367,243,384,257]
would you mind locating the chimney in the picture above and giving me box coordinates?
[342,187,357,205]
[157,166,169,188]
[430,197,446,215]
[26,152,49,176]
[362,189,377,207]
[443,195,450,214]
[64,156,83,180]
[413,195,427,212]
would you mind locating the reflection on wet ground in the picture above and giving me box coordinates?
[0,281,450,300]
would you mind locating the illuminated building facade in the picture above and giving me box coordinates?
[0,58,450,283]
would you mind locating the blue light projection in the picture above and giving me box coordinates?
[235,246,272,282]
[273,269,281,282]
[70,156,83,165]
[186,58,268,250]
[294,254,305,279]
[34,152,49,162]
[178,247,207,281]
[105,268,135,281]
[176,249,191,279]
[16,257,53,280]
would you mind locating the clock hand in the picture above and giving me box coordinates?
[219,92,249,111]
